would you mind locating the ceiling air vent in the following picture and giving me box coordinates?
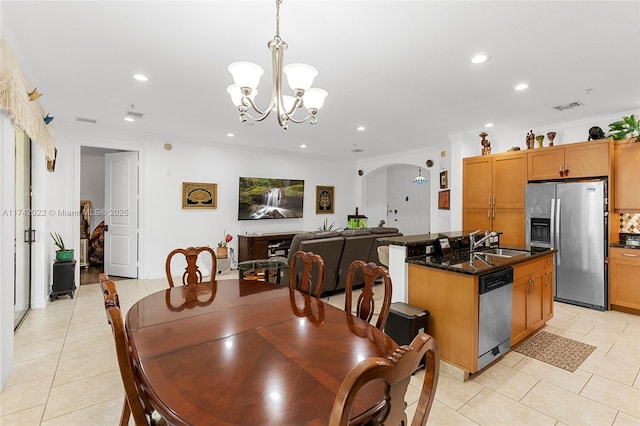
[125,110,144,120]
[75,116,97,124]
[553,101,584,112]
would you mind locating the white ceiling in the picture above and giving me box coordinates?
[2,1,639,160]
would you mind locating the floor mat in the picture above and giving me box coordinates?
[513,331,596,372]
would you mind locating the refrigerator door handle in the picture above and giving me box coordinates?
[556,198,561,266]
[550,198,556,248]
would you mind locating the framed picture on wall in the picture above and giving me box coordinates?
[316,185,334,214]
[440,171,448,189]
[182,182,217,209]
[438,190,450,210]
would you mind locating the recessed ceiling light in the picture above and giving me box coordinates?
[124,117,135,122]
[226,133,235,137]
[484,123,494,128]
[133,74,148,82]
[471,53,491,64]
[514,83,530,91]
[357,126,366,132]
[300,144,307,149]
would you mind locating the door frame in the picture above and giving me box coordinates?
[14,129,32,330]
[73,140,143,283]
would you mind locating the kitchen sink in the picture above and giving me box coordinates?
[477,248,530,258]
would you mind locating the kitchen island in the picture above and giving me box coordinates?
[405,245,556,379]
[378,231,474,302]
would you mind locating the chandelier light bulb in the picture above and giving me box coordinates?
[281,95,297,112]
[303,88,328,111]
[228,62,264,90]
[283,63,317,92]
[227,85,257,107]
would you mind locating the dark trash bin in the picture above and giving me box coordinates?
[385,302,430,369]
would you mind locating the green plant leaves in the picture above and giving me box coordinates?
[608,114,640,140]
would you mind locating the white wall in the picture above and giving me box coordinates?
[42,122,358,284]
[0,111,15,390]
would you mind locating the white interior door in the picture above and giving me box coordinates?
[386,166,430,235]
[104,151,138,278]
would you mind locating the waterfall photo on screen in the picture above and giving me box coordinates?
[238,177,304,220]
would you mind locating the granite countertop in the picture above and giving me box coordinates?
[378,231,470,247]
[407,247,557,276]
[610,241,640,249]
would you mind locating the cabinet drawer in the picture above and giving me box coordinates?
[610,247,640,262]
[513,255,553,281]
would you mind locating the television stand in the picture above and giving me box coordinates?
[237,231,302,262]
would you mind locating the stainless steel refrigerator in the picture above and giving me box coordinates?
[525,180,608,310]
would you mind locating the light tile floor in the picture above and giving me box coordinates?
[2,273,639,425]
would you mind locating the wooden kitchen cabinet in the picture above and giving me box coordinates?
[511,254,554,345]
[463,151,527,246]
[609,247,640,311]
[408,264,479,374]
[527,139,612,181]
[614,139,640,211]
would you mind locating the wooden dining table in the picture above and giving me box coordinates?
[126,279,399,425]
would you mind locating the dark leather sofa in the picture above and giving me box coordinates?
[282,227,402,296]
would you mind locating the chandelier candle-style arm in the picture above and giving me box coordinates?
[227,0,327,129]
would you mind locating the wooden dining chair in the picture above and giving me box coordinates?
[105,304,152,426]
[100,275,120,313]
[344,260,392,331]
[288,250,326,298]
[101,280,160,426]
[330,333,440,426]
[165,246,217,288]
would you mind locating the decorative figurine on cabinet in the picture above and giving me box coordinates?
[588,126,606,140]
[479,132,491,155]
[526,130,536,149]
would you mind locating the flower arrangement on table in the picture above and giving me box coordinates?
[218,233,233,248]
[216,233,233,258]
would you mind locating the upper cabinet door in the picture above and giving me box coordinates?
[493,152,527,209]
[528,139,612,181]
[564,139,611,179]
[614,140,640,211]
[527,147,566,181]
[463,156,492,209]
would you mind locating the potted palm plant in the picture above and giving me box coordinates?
[50,232,74,262]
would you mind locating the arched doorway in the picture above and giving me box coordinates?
[362,164,430,235]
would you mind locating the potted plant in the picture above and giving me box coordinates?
[50,232,74,262]
[217,233,233,258]
[608,114,640,142]
[317,218,336,231]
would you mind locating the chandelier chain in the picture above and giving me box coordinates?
[274,0,282,41]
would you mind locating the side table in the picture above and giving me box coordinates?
[51,260,76,300]
[237,258,289,284]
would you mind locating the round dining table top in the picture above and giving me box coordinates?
[126,279,398,425]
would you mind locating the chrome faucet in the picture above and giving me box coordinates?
[470,230,498,251]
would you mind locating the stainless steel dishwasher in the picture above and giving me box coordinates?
[478,267,513,370]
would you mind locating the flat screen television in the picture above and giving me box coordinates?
[238,177,304,220]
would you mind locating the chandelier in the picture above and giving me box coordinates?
[413,167,428,184]
[226,0,328,129]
